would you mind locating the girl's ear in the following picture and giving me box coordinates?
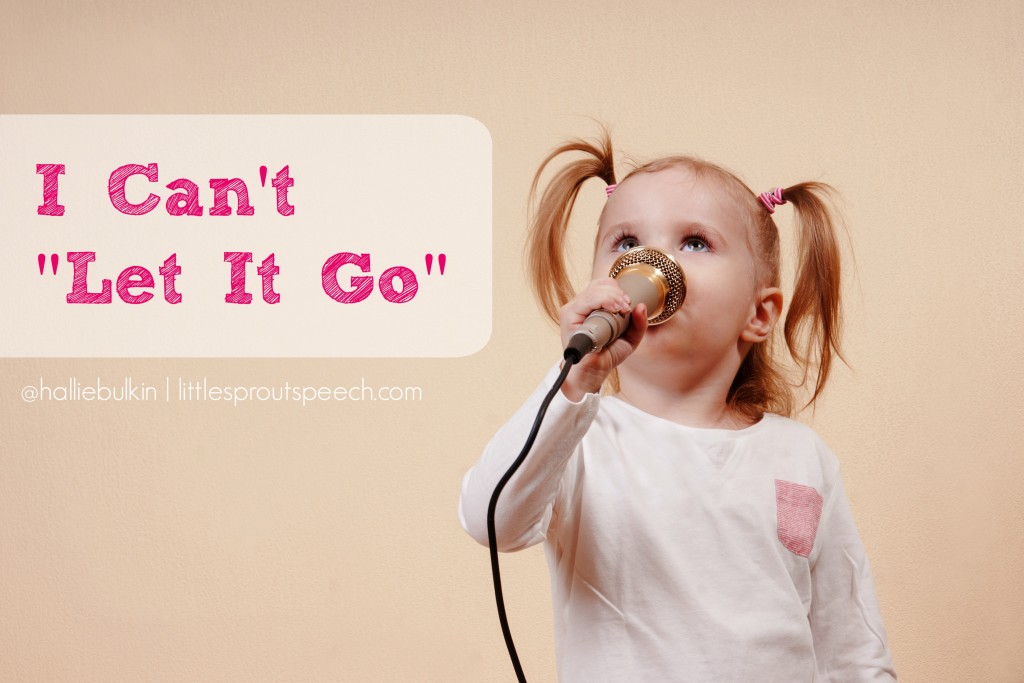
[741,286,783,343]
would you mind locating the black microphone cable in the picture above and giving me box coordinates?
[486,344,586,682]
[485,247,684,680]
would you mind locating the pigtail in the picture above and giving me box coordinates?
[729,181,846,419]
[527,133,616,323]
[780,182,846,407]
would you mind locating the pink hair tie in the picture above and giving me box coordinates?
[759,187,786,213]
[605,183,617,197]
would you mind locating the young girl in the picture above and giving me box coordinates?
[459,133,897,682]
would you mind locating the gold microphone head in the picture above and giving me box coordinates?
[607,246,686,325]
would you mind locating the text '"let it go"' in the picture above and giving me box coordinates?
[34,163,446,305]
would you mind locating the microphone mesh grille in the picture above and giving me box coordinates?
[608,247,687,325]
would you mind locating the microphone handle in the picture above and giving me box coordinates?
[565,310,628,362]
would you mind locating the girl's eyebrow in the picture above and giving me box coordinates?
[599,220,725,240]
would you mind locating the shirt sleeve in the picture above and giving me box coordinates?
[458,364,600,552]
[809,473,898,681]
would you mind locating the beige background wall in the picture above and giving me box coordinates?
[2,1,1021,681]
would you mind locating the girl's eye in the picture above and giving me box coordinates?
[682,236,709,252]
[615,236,641,252]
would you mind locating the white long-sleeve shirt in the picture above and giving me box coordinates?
[459,366,897,682]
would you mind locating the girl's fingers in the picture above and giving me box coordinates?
[620,303,649,347]
[602,303,648,365]
[561,279,631,323]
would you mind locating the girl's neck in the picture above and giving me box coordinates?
[614,363,754,430]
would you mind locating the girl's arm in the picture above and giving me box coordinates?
[458,364,600,551]
[460,278,645,550]
[809,475,898,680]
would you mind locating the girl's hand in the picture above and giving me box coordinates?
[558,277,649,401]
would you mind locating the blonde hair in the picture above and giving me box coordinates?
[526,131,845,419]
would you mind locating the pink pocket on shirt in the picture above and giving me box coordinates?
[775,479,823,557]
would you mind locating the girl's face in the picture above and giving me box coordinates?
[593,166,773,369]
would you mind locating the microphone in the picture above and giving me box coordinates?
[563,246,686,364]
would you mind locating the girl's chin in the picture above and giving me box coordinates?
[631,320,705,362]
[641,318,685,345]
[631,328,684,360]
